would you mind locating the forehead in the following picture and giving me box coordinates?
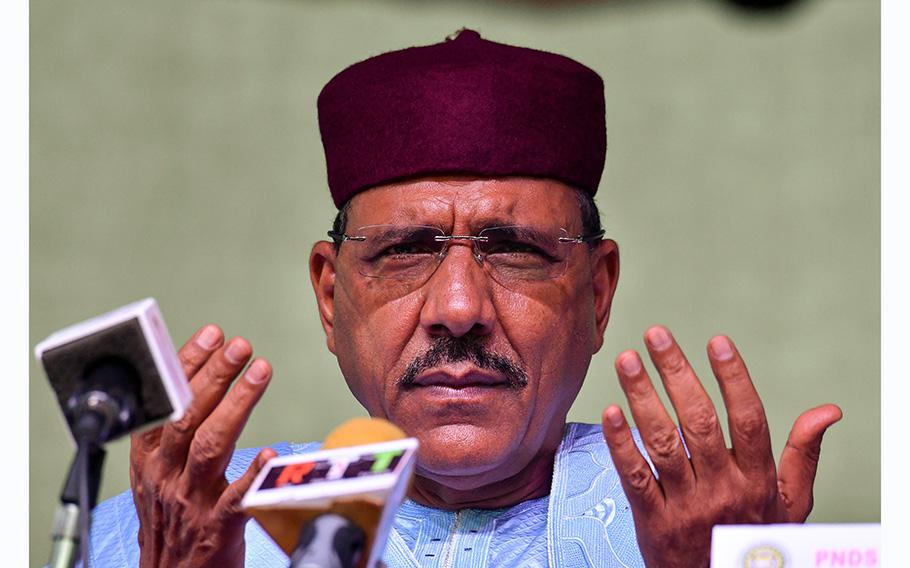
[345,177,584,230]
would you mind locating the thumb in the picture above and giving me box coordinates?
[217,447,278,521]
[777,403,843,521]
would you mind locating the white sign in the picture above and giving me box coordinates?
[711,523,880,568]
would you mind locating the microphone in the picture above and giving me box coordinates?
[242,418,419,568]
[36,297,192,447]
[35,298,193,568]
[291,513,366,568]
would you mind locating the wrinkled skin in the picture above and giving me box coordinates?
[600,328,842,567]
[129,176,841,567]
[129,327,276,568]
[310,177,620,508]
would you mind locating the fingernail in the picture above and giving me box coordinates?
[646,326,672,351]
[710,337,734,361]
[619,352,641,376]
[606,406,624,429]
[195,325,220,349]
[245,359,270,384]
[225,339,249,364]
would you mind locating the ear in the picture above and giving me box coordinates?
[591,238,620,353]
[309,241,338,354]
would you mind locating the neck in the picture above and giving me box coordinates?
[406,445,557,511]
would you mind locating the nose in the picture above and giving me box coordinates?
[419,242,496,338]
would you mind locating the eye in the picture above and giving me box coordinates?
[486,239,546,256]
[482,233,560,261]
[381,241,437,256]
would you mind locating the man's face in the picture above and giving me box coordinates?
[310,177,618,490]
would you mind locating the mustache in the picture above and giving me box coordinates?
[396,336,528,390]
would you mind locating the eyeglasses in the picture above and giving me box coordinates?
[327,224,604,290]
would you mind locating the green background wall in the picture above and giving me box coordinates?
[30,0,879,562]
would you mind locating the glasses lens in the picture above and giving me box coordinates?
[349,225,446,280]
[477,226,570,282]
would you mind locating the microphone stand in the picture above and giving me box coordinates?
[47,359,140,568]
[48,443,106,568]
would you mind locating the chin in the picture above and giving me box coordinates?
[410,422,525,486]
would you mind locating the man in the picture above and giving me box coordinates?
[89,29,842,567]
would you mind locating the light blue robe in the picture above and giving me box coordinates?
[88,423,646,567]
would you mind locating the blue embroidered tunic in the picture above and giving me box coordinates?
[88,423,646,567]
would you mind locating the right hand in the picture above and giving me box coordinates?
[129,324,276,568]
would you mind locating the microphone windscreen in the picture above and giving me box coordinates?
[254,502,382,563]
[321,417,406,450]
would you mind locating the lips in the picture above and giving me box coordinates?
[410,366,509,389]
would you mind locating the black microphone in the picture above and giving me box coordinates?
[290,513,367,568]
[36,298,192,568]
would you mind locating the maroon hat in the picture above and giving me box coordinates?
[317,29,606,208]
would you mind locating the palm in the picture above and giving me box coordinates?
[601,326,841,568]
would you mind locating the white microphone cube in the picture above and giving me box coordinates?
[35,297,193,444]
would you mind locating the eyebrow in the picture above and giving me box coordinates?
[482,225,549,239]
[368,220,568,238]
[364,225,439,244]
[469,217,523,230]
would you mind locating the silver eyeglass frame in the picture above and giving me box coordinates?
[327,228,605,246]
[326,226,606,282]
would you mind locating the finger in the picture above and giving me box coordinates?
[185,358,273,481]
[643,326,730,478]
[602,405,664,512]
[178,324,225,380]
[217,447,278,522]
[158,337,254,465]
[706,335,775,477]
[777,404,843,521]
[615,350,695,492]
[131,325,224,455]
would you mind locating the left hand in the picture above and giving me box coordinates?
[601,325,842,568]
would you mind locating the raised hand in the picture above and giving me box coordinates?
[129,324,276,568]
[601,325,842,568]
